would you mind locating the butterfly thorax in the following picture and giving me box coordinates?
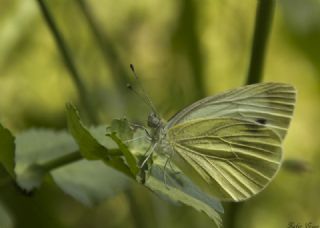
[147,112,162,128]
[147,112,166,143]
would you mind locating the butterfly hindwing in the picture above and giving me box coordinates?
[167,118,282,201]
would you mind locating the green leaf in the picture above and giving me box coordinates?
[108,118,134,141]
[15,128,130,206]
[65,103,133,177]
[53,160,130,206]
[15,129,78,191]
[107,132,139,176]
[0,166,12,187]
[0,124,15,178]
[0,203,13,228]
[65,103,108,160]
[144,156,223,227]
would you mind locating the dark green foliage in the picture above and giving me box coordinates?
[0,124,15,178]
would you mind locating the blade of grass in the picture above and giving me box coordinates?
[37,0,98,124]
[77,0,130,91]
[172,0,205,100]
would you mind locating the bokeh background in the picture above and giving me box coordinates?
[0,0,320,227]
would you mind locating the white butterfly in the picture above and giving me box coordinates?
[144,82,296,201]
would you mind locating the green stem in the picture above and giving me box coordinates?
[37,0,99,124]
[226,1,276,228]
[175,0,205,99]
[246,0,275,85]
[126,188,151,228]
[39,149,122,173]
[40,151,83,173]
[77,0,130,91]
[223,203,244,228]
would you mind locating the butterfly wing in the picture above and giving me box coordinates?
[167,118,283,201]
[166,83,296,140]
[165,83,296,201]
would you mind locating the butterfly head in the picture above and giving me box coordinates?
[147,112,162,129]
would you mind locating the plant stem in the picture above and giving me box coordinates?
[77,0,130,91]
[225,1,276,228]
[37,0,99,124]
[39,149,123,173]
[223,203,244,228]
[246,0,275,85]
[39,151,83,173]
[173,0,205,100]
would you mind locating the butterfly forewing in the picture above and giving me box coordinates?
[164,83,296,201]
[166,83,296,139]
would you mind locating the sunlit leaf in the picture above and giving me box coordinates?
[107,132,139,176]
[107,119,139,176]
[65,103,133,177]
[144,155,223,227]
[65,103,109,160]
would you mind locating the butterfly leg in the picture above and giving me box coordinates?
[168,161,181,175]
[162,149,180,188]
[123,135,147,144]
[140,142,158,168]
[163,156,170,188]
[128,122,152,140]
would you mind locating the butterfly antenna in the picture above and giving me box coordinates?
[126,83,150,107]
[129,64,159,115]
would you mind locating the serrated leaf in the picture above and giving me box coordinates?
[0,124,15,178]
[144,156,223,227]
[53,160,130,206]
[15,129,78,191]
[66,103,108,160]
[15,128,130,205]
[65,103,133,178]
[107,132,139,176]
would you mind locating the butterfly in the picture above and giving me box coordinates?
[143,82,296,202]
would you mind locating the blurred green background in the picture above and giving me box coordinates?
[0,0,320,227]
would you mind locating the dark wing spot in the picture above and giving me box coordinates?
[256,118,267,125]
[245,128,260,133]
